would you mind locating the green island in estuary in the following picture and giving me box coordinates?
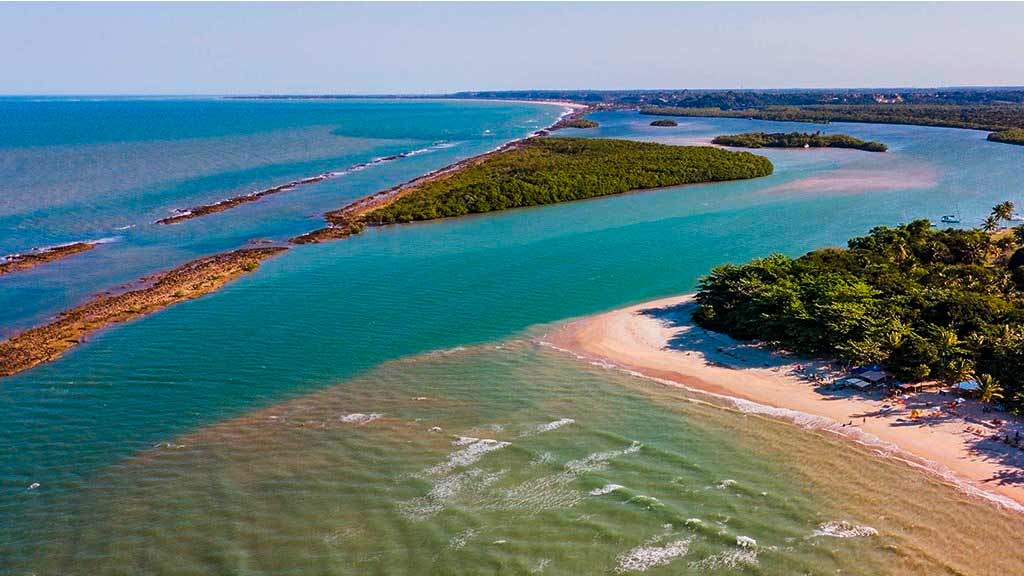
[712,131,887,152]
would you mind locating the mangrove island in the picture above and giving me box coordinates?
[712,131,888,152]
[340,137,771,229]
[561,118,599,129]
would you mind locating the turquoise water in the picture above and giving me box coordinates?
[3,100,1024,574]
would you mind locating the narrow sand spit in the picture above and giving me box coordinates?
[546,294,1024,510]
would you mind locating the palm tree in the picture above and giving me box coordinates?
[981,215,1001,233]
[945,357,975,384]
[977,373,1004,404]
[992,201,1015,222]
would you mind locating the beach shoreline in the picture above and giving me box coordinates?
[545,293,1024,512]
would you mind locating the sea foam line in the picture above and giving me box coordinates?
[537,337,1024,515]
[156,141,456,224]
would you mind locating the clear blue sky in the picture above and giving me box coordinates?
[2,2,1022,94]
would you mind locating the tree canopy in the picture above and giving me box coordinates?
[365,138,773,224]
[712,131,887,152]
[694,220,1024,408]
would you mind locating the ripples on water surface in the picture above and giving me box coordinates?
[3,101,1024,574]
[19,341,1024,575]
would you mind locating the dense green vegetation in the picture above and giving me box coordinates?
[365,138,773,224]
[650,119,678,127]
[694,205,1024,409]
[562,118,599,129]
[712,131,887,152]
[988,128,1024,146]
[641,104,1024,133]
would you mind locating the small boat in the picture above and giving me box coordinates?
[941,204,962,224]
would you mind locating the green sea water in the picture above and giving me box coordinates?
[3,102,1024,574]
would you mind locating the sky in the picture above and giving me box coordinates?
[1,2,1022,95]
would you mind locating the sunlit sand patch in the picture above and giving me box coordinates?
[761,165,938,196]
[614,537,691,573]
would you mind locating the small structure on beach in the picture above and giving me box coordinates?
[835,376,872,390]
[859,370,891,385]
[956,379,981,396]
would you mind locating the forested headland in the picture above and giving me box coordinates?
[694,206,1024,410]
[712,132,887,152]
[988,128,1024,146]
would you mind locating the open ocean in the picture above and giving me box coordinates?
[3,98,1024,575]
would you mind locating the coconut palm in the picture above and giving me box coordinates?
[981,215,1001,233]
[977,373,1004,404]
[992,201,1016,222]
[945,357,975,384]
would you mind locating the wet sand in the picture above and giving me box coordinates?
[0,247,286,378]
[547,294,1024,511]
[0,242,97,276]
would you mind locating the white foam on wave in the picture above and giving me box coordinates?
[448,528,477,549]
[811,520,878,539]
[615,538,691,573]
[401,468,505,520]
[500,441,642,511]
[340,412,383,425]
[538,337,1024,515]
[589,483,625,496]
[428,438,511,475]
[521,418,575,437]
[735,535,757,548]
[688,547,759,571]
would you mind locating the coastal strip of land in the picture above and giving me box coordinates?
[546,295,1024,511]
[293,137,773,243]
[0,242,99,277]
[0,104,588,379]
[712,131,888,152]
[155,142,456,225]
[0,247,286,378]
[158,102,589,227]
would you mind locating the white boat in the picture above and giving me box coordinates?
[941,204,962,224]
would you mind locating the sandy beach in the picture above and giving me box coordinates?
[547,294,1024,511]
